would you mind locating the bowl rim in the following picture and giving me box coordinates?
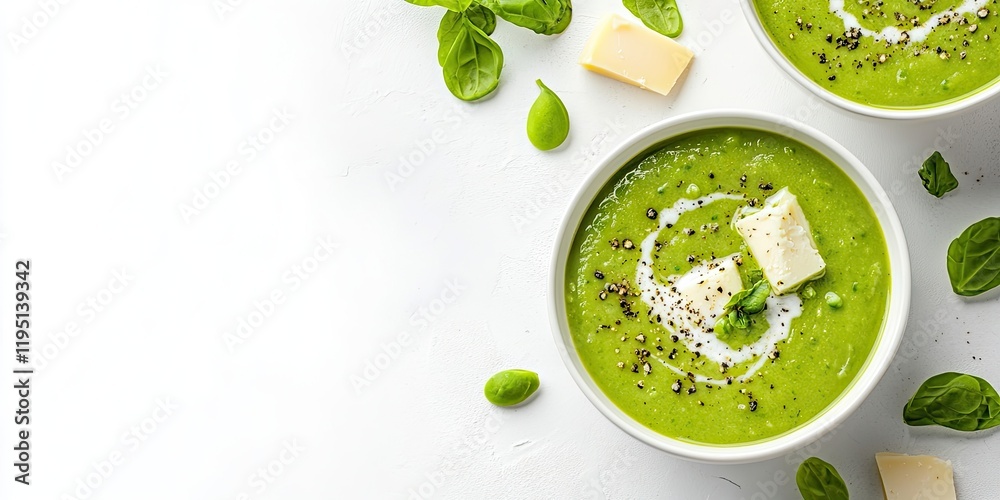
[548,109,911,464]
[738,0,1000,120]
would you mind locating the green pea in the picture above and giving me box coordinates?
[714,316,731,338]
[801,285,816,299]
[824,291,843,309]
[484,369,540,407]
[526,80,569,151]
[685,183,701,198]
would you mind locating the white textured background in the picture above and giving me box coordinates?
[1,0,999,499]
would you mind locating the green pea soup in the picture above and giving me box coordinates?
[564,127,891,444]
[751,0,1000,108]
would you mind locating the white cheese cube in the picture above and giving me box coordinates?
[578,14,694,96]
[734,188,825,295]
[875,453,957,500]
[673,254,743,322]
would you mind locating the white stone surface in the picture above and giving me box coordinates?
[1,0,998,499]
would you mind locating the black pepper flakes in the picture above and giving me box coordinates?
[749,400,758,412]
[646,208,658,219]
[594,270,605,280]
[622,239,635,250]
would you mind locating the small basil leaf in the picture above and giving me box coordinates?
[728,310,749,330]
[903,372,1000,431]
[725,288,751,310]
[796,457,849,500]
[623,0,683,38]
[738,278,770,314]
[526,79,569,150]
[478,0,572,35]
[441,18,504,101]
[917,151,959,198]
[947,217,1000,296]
[437,5,497,65]
[405,0,474,12]
[484,369,540,406]
[714,316,731,338]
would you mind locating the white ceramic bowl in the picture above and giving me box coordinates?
[740,0,1000,120]
[549,110,911,464]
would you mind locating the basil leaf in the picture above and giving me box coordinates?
[917,151,959,198]
[903,372,1000,431]
[441,18,504,101]
[796,457,849,500]
[720,275,770,331]
[438,5,497,65]
[738,278,770,314]
[725,289,750,309]
[947,217,1000,296]
[623,0,683,38]
[405,0,474,12]
[714,316,731,338]
[728,310,749,330]
[478,0,572,35]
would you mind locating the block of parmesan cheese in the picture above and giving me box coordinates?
[734,188,826,295]
[875,452,957,500]
[578,14,694,96]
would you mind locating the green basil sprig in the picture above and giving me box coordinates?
[441,17,504,101]
[947,217,1000,296]
[407,0,572,101]
[796,457,849,500]
[917,151,959,198]
[438,5,497,65]
[715,272,770,336]
[623,0,684,38]
[477,0,572,35]
[903,372,1000,431]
